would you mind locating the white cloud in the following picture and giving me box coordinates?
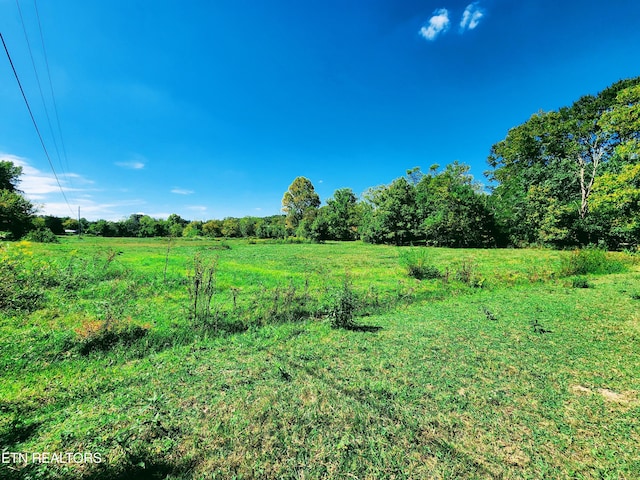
[115,161,145,170]
[1,153,81,196]
[1,152,145,220]
[116,153,147,170]
[186,205,207,212]
[419,8,450,41]
[460,3,484,31]
[171,188,194,195]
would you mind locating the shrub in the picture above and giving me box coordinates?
[570,276,591,288]
[399,249,442,280]
[23,228,59,243]
[327,275,359,329]
[454,260,484,288]
[559,247,626,276]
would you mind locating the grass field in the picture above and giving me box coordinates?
[1,237,639,479]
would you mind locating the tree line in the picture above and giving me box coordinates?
[2,76,639,248]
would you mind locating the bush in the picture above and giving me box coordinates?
[559,247,626,276]
[570,276,591,288]
[454,260,484,288]
[23,228,59,243]
[327,275,359,329]
[399,249,442,280]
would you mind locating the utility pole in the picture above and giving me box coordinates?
[78,206,81,236]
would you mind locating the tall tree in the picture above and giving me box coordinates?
[360,177,418,245]
[324,188,360,240]
[487,76,640,245]
[416,163,496,247]
[281,177,320,232]
[0,160,36,239]
[0,160,24,192]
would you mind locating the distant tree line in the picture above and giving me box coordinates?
[2,76,639,249]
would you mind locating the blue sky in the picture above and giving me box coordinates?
[1,0,639,221]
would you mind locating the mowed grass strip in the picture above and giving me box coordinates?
[1,238,638,478]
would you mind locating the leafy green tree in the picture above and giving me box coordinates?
[416,163,495,247]
[324,188,360,240]
[182,221,203,238]
[239,216,259,238]
[0,160,23,192]
[267,215,287,238]
[0,189,36,239]
[589,163,640,248]
[42,215,64,235]
[87,219,117,237]
[0,160,37,239]
[202,219,223,237]
[487,76,640,245]
[167,213,187,237]
[282,177,320,232]
[221,217,241,237]
[62,217,79,231]
[599,83,640,163]
[360,177,418,245]
[309,207,331,242]
[138,215,159,237]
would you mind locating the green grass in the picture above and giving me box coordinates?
[1,238,639,479]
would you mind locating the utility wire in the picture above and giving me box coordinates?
[1,31,74,216]
[15,0,69,185]
[33,0,72,179]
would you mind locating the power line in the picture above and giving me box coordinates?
[33,0,72,179]
[15,0,69,186]
[1,31,75,216]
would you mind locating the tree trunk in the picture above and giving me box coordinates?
[577,144,604,219]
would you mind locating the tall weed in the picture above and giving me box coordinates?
[187,253,219,327]
[327,275,359,329]
[399,249,442,280]
[559,247,626,276]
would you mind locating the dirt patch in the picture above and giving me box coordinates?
[571,385,638,405]
[571,385,591,394]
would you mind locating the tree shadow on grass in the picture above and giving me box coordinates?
[0,419,42,446]
[84,457,197,480]
[343,324,382,332]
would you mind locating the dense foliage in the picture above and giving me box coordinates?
[0,161,37,239]
[3,77,639,248]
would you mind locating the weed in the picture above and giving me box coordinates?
[0,244,46,312]
[187,253,219,328]
[559,247,626,276]
[399,249,442,280]
[327,275,359,329]
[454,260,484,288]
[278,365,292,381]
[531,318,552,334]
[570,276,591,288]
[482,306,497,321]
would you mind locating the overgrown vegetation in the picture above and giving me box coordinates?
[327,275,360,329]
[1,237,638,479]
[559,246,627,276]
[399,248,442,280]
